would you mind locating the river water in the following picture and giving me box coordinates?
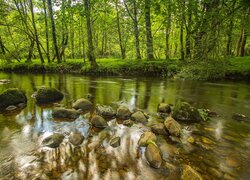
[0,72,250,179]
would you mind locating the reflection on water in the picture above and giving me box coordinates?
[0,72,250,179]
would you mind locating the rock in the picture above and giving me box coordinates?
[72,98,93,112]
[116,106,132,120]
[96,104,116,119]
[226,156,240,168]
[42,133,64,148]
[91,115,108,128]
[157,103,171,113]
[138,131,157,146]
[110,137,121,148]
[0,79,11,84]
[17,103,26,109]
[182,165,202,180]
[131,111,147,123]
[52,108,80,120]
[35,87,63,104]
[69,132,84,146]
[151,123,168,135]
[145,143,162,169]
[172,101,204,123]
[123,120,134,127]
[232,113,250,122]
[5,105,17,111]
[164,117,181,137]
[0,88,27,111]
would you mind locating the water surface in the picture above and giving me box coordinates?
[0,72,250,179]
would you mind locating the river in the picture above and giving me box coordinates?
[0,72,250,179]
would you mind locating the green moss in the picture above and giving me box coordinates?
[35,87,64,104]
[0,88,27,111]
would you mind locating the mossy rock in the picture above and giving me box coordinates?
[35,87,64,104]
[0,88,27,111]
[172,101,204,123]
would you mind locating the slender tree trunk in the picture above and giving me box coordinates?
[0,36,6,55]
[185,2,192,59]
[239,29,247,57]
[180,22,184,61]
[42,0,50,63]
[226,20,234,56]
[165,1,171,60]
[47,0,61,63]
[30,0,44,63]
[133,1,141,59]
[84,0,98,68]
[144,0,154,59]
[26,38,34,62]
[115,0,125,59]
[236,28,243,56]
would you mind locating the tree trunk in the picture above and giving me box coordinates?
[165,1,171,60]
[239,29,247,57]
[144,0,154,60]
[115,0,125,59]
[236,28,243,56]
[26,38,34,62]
[47,0,61,63]
[180,22,185,61]
[0,36,6,55]
[133,1,141,59]
[84,0,98,68]
[30,0,44,63]
[42,0,50,63]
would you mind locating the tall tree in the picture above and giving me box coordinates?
[84,0,98,68]
[47,0,61,63]
[42,0,50,62]
[144,0,154,59]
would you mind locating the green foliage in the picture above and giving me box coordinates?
[176,59,228,80]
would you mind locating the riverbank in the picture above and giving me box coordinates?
[0,57,249,80]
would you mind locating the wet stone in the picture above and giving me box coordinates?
[131,111,148,123]
[182,165,203,180]
[138,131,157,146]
[123,119,134,127]
[42,133,64,148]
[208,167,223,178]
[145,143,162,169]
[110,137,121,148]
[91,115,108,128]
[116,106,132,120]
[69,132,84,146]
[157,103,171,113]
[5,105,17,111]
[96,104,116,119]
[164,116,182,137]
[151,123,168,135]
[72,98,93,112]
[52,108,80,120]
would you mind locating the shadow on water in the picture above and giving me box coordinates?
[0,72,250,179]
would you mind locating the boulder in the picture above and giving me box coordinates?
[69,132,84,146]
[151,123,168,135]
[123,120,134,127]
[116,106,132,120]
[42,133,64,148]
[172,102,203,123]
[157,103,171,113]
[131,111,148,123]
[96,104,116,119]
[138,131,157,146]
[72,98,93,111]
[91,115,108,128]
[110,137,121,148]
[35,87,63,104]
[164,117,181,137]
[182,165,203,180]
[52,108,80,120]
[0,88,27,111]
[145,143,162,169]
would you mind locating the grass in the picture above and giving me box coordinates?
[0,56,249,80]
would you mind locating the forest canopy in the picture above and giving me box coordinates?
[0,0,249,68]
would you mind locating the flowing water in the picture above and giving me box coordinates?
[0,72,250,180]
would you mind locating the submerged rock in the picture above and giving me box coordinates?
[145,143,162,169]
[182,165,202,180]
[232,113,250,122]
[164,117,181,137]
[96,104,116,119]
[123,119,134,127]
[5,105,18,111]
[0,88,27,111]
[138,131,157,146]
[69,132,84,146]
[42,133,64,148]
[151,123,168,135]
[35,87,63,104]
[52,108,80,120]
[131,111,148,123]
[157,103,171,113]
[110,137,121,148]
[73,98,93,112]
[116,106,132,120]
[172,101,203,123]
[91,115,108,128]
